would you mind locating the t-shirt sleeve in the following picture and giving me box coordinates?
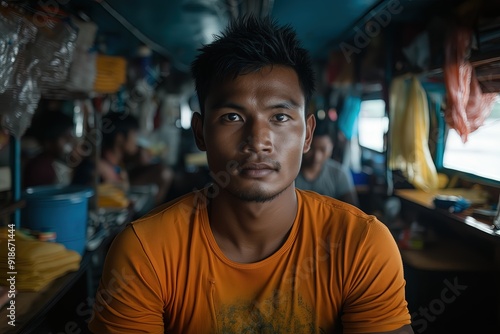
[88,225,165,334]
[341,218,411,333]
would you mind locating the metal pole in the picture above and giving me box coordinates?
[9,135,21,229]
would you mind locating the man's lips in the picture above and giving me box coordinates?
[239,162,276,171]
[238,161,280,178]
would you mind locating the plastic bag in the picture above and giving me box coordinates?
[0,61,41,139]
[0,7,77,138]
[0,8,40,138]
[0,9,37,94]
[65,18,98,92]
[31,20,78,91]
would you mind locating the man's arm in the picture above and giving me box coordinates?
[341,218,412,333]
[88,225,165,333]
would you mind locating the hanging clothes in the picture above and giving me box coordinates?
[443,26,497,143]
[337,94,362,173]
[337,94,362,141]
[389,76,438,191]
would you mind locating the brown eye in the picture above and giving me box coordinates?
[222,113,242,122]
[273,114,290,122]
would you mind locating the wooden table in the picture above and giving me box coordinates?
[395,188,500,241]
[395,188,500,266]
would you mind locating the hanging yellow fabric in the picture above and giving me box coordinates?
[389,76,438,191]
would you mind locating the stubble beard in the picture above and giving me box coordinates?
[218,180,294,203]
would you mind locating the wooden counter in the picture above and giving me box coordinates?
[395,188,500,280]
[396,188,500,240]
[395,188,500,331]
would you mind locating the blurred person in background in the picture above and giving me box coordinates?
[295,118,359,206]
[98,112,140,190]
[23,110,75,188]
[124,137,174,206]
[73,112,173,208]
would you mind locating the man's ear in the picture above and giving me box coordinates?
[303,113,316,153]
[191,112,206,151]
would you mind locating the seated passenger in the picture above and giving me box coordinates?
[98,112,139,191]
[23,111,75,188]
[124,140,174,206]
[96,112,173,207]
[295,120,359,206]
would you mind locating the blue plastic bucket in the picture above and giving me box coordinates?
[22,185,94,255]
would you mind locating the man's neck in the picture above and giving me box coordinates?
[208,185,298,263]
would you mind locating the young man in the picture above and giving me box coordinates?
[296,120,359,206]
[89,17,413,334]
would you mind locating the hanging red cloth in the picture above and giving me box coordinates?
[443,26,497,143]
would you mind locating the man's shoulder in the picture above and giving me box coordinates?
[297,189,389,247]
[297,188,369,222]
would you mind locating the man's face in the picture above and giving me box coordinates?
[193,65,315,202]
[302,135,333,169]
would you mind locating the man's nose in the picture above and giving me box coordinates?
[240,119,273,153]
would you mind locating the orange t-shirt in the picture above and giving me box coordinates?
[89,189,411,333]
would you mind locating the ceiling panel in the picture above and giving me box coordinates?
[71,0,230,70]
[271,0,380,61]
[65,0,441,71]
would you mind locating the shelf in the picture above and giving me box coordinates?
[470,51,500,66]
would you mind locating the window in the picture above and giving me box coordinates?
[442,95,500,183]
[358,99,388,152]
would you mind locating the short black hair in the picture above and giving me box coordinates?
[191,15,315,115]
[101,112,139,151]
